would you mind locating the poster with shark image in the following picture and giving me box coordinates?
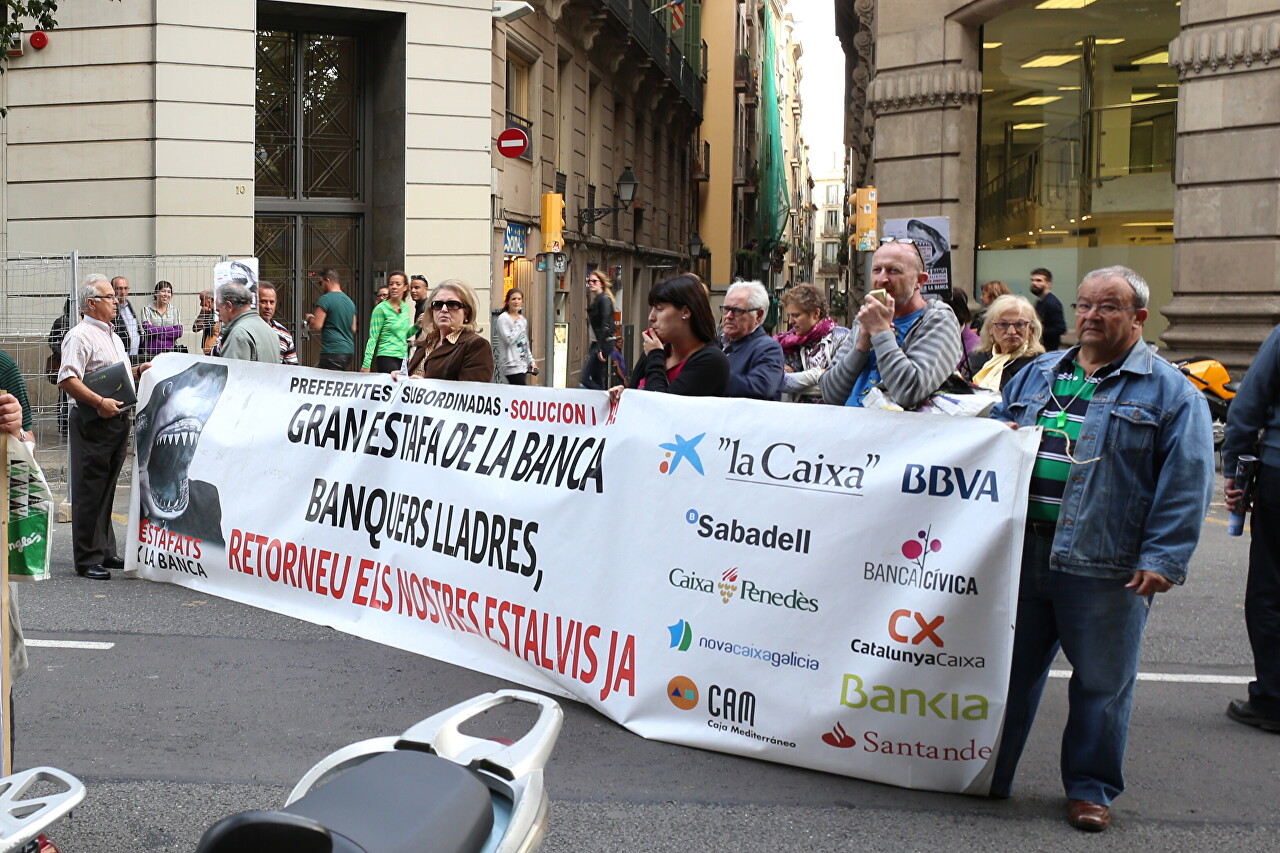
[127,353,1039,795]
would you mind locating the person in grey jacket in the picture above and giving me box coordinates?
[820,239,961,409]
[215,283,281,364]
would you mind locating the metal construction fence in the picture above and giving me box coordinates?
[1,253,226,495]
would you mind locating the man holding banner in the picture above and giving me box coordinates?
[819,238,961,409]
[987,265,1213,831]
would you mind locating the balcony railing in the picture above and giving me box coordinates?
[601,0,703,115]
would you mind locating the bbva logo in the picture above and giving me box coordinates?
[901,464,999,502]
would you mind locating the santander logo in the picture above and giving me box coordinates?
[821,721,856,749]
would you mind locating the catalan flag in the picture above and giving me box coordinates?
[653,0,685,31]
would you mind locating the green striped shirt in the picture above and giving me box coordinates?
[1027,361,1107,523]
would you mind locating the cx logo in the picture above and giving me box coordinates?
[888,609,944,647]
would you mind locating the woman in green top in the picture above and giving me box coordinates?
[361,270,413,373]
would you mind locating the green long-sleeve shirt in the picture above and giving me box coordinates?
[362,299,413,369]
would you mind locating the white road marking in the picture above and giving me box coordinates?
[1050,670,1251,685]
[27,639,115,650]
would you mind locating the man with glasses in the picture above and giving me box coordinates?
[1030,267,1066,351]
[57,275,152,580]
[720,280,784,400]
[987,265,1213,831]
[304,268,357,370]
[110,276,144,365]
[820,238,962,409]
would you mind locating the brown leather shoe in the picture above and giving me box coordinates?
[1067,799,1111,832]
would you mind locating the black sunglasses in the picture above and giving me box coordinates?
[431,299,465,312]
[880,236,925,262]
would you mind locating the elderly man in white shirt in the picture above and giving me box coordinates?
[57,274,151,580]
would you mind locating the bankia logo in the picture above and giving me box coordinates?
[658,433,706,476]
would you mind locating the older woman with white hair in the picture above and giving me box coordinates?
[967,294,1045,391]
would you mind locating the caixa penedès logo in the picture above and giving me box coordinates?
[668,566,819,612]
[863,526,979,596]
[684,507,813,554]
[666,619,819,671]
[665,675,796,749]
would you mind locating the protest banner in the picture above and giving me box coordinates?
[127,354,1038,794]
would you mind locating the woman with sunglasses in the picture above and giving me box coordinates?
[580,269,616,389]
[967,294,1045,391]
[608,273,727,401]
[400,279,494,382]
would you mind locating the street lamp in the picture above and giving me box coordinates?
[577,165,640,230]
[688,232,703,262]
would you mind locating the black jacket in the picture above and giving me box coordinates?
[628,344,729,396]
[587,293,615,347]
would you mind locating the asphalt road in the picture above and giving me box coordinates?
[11,481,1277,852]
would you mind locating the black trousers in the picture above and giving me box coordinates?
[318,352,353,371]
[1247,464,1280,715]
[505,372,528,386]
[372,355,402,374]
[68,406,130,573]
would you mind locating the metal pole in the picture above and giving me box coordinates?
[544,260,556,387]
[66,252,78,510]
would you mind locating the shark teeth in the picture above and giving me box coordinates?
[157,428,200,446]
[152,476,190,515]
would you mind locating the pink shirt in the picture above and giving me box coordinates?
[57,315,132,407]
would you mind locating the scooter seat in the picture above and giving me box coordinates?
[196,751,495,853]
[287,750,496,853]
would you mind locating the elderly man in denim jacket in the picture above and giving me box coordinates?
[986,265,1213,831]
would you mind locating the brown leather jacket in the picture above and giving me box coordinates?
[407,329,494,382]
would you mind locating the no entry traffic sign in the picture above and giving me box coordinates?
[497,127,530,159]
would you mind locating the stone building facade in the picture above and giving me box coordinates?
[837,0,1280,371]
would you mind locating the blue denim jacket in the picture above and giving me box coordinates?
[989,342,1214,584]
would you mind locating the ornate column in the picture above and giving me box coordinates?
[864,10,982,295]
[1161,5,1280,372]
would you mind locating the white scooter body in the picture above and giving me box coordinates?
[198,689,563,853]
[0,767,85,853]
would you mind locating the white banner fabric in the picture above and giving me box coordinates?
[127,354,1039,795]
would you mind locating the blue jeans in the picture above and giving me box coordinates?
[990,529,1152,803]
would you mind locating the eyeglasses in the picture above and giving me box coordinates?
[431,299,466,312]
[1071,302,1136,318]
[720,305,755,317]
[993,321,1031,331]
[879,236,925,262]
[90,294,119,302]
